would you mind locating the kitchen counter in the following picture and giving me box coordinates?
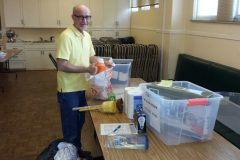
[6,41,56,45]
[5,42,57,70]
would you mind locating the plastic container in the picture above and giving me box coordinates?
[104,134,149,150]
[95,58,106,74]
[110,59,133,87]
[216,92,240,134]
[140,81,223,145]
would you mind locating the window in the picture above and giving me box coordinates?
[131,0,159,12]
[154,4,159,9]
[141,6,150,10]
[132,8,139,12]
[193,0,240,22]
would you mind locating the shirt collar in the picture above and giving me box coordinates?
[70,24,85,37]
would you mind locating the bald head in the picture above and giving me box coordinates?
[72,4,91,33]
[73,4,90,14]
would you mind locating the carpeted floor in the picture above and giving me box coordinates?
[0,70,102,160]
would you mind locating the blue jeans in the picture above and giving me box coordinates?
[57,91,86,148]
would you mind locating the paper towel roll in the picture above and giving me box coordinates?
[127,90,143,120]
[124,87,140,114]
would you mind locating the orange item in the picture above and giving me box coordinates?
[95,58,106,74]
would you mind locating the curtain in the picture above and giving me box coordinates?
[131,0,159,8]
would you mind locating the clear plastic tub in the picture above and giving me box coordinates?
[140,81,223,145]
[217,92,240,134]
[110,59,133,88]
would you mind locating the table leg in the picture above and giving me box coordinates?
[0,61,18,78]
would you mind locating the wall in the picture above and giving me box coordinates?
[131,0,240,80]
[130,0,186,80]
[184,0,240,70]
[130,3,163,79]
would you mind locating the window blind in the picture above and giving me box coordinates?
[131,0,159,8]
[194,0,240,22]
[217,0,238,21]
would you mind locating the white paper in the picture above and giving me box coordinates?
[142,93,161,132]
[100,123,137,135]
[118,72,128,81]
[112,70,118,79]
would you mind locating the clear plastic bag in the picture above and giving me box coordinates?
[104,134,149,150]
[86,58,114,100]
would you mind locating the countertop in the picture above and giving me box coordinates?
[6,41,56,45]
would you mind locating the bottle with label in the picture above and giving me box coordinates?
[95,58,106,74]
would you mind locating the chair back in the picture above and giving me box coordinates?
[48,53,57,69]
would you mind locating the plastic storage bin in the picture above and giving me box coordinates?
[110,59,133,88]
[216,92,240,134]
[140,81,223,145]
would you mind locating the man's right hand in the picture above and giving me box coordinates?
[88,64,98,75]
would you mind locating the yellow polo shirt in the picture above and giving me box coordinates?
[56,25,95,92]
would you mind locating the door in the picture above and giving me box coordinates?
[25,50,42,70]
[116,0,130,28]
[90,30,103,39]
[40,0,58,27]
[22,0,40,27]
[117,29,130,38]
[3,0,23,27]
[89,0,103,29]
[58,0,75,28]
[103,0,116,29]
[42,50,57,70]
[103,29,117,38]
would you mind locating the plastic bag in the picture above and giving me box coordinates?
[104,134,149,150]
[86,64,113,100]
[36,139,93,160]
[54,142,80,160]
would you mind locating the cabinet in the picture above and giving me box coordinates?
[22,0,40,28]
[89,0,104,29]
[40,0,75,28]
[5,43,26,70]
[3,0,130,31]
[75,0,89,6]
[103,0,130,38]
[104,0,130,28]
[88,30,103,39]
[3,0,23,27]
[3,0,40,28]
[103,29,130,38]
[25,44,56,70]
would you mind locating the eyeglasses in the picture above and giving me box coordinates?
[73,15,91,20]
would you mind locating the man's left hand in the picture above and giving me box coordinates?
[104,61,115,68]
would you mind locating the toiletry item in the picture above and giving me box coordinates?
[95,58,106,74]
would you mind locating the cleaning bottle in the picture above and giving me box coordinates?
[95,58,106,74]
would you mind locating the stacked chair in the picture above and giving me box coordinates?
[93,37,160,82]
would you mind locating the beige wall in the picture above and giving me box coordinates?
[131,0,186,80]
[184,0,240,70]
[131,0,240,80]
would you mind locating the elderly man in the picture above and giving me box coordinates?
[56,4,112,149]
